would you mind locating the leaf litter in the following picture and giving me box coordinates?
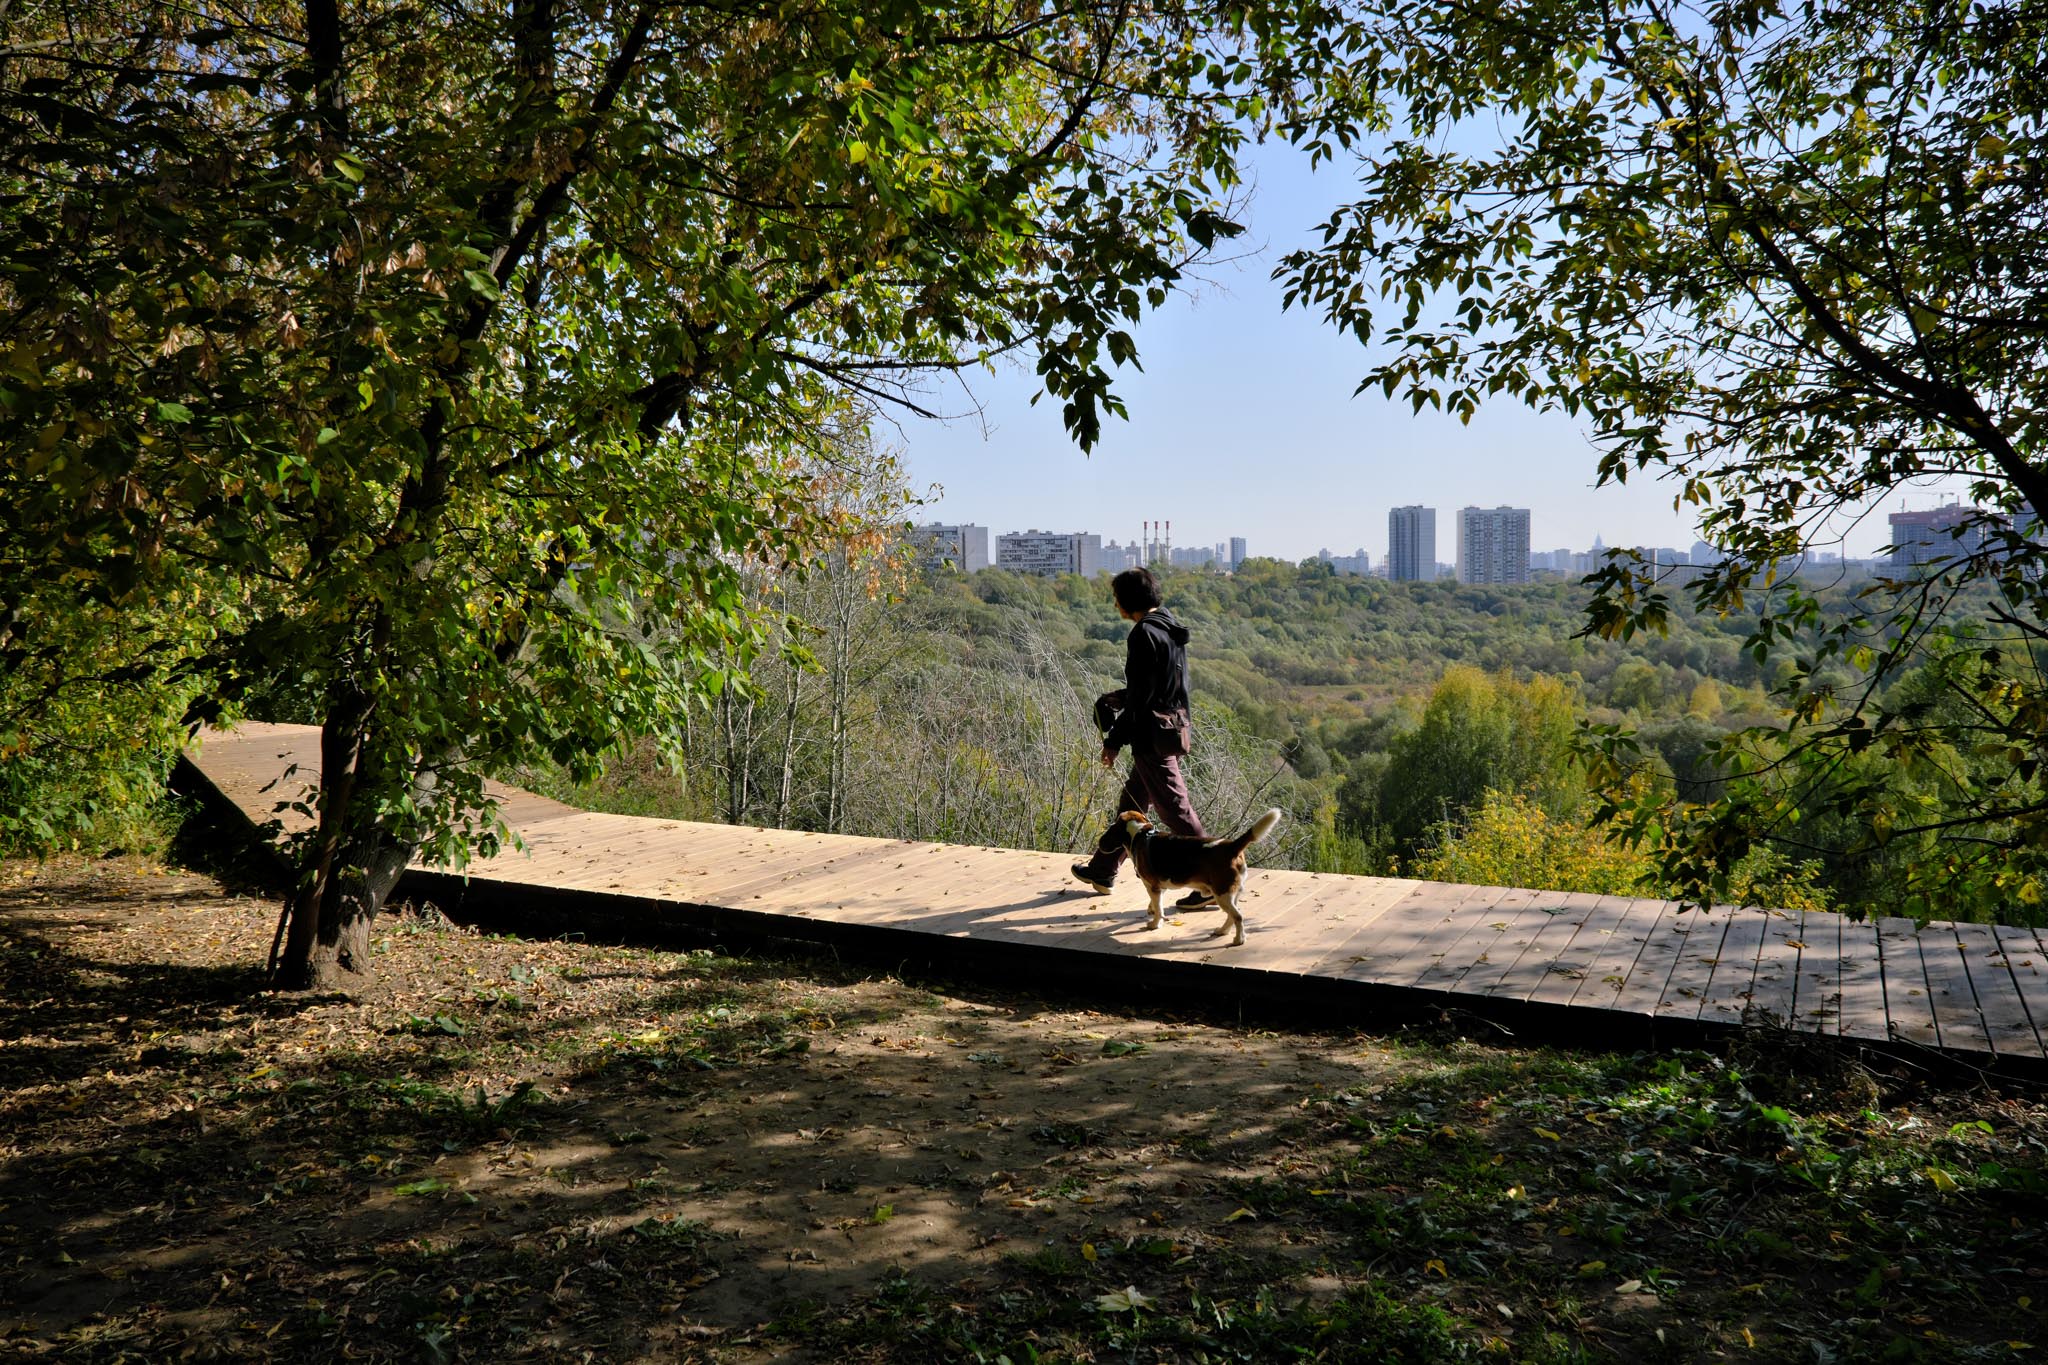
[2,856,2045,1362]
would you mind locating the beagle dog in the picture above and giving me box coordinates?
[1109,808,1282,947]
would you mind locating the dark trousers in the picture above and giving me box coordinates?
[1092,748,1207,869]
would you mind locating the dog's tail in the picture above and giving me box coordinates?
[1224,808,1283,856]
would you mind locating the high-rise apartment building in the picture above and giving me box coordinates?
[1229,537,1247,570]
[1888,504,1991,571]
[907,522,990,573]
[996,529,1104,576]
[1456,506,1532,584]
[1387,506,1437,582]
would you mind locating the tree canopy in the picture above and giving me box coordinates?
[0,0,1343,984]
[1277,0,2048,915]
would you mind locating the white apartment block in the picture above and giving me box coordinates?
[996,529,1104,576]
[907,522,990,573]
[1387,505,1436,582]
[1229,536,1247,569]
[1456,506,1532,584]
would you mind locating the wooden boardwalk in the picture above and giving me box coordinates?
[185,723,2048,1070]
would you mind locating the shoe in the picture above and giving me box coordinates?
[1175,890,1215,909]
[1070,861,1115,894]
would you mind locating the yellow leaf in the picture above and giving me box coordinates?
[1578,1261,1607,1278]
[1534,1127,1562,1142]
[1425,1259,1448,1278]
[1744,1327,1756,1348]
[1223,1207,1257,1223]
[1926,1167,1960,1193]
[1081,1242,1097,1262]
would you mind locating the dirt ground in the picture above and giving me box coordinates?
[1,857,1432,1361]
[4,857,2046,1363]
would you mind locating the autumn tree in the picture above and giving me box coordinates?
[1278,0,2048,918]
[0,0,1346,985]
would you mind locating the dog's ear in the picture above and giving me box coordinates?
[1117,810,1147,823]
[1123,815,1148,839]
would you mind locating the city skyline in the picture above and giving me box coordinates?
[914,508,1927,578]
[891,139,1975,567]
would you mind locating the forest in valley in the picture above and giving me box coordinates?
[517,550,2040,928]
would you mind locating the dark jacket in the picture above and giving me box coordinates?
[1103,608,1193,756]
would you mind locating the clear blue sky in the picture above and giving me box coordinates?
[892,139,1954,565]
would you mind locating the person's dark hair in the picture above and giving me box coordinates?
[1111,566,1162,613]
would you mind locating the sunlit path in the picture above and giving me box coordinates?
[186,723,2048,1072]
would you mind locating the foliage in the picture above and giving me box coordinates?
[0,594,197,855]
[532,560,2039,917]
[1274,0,2048,918]
[0,0,1343,983]
[1370,666,1582,858]
[1416,785,1833,911]
[1412,789,1649,895]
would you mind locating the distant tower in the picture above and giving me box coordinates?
[1387,506,1437,582]
[1456,506,1532,584]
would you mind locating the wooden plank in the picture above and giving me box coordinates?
[1952,921,2044,1060]
[1835,917,1889,1043]
[1790,908,1843,1035]
[1461,898,1591,999]
[1202,869,1349,965]
[1606,905,1714,1018]
[1875,917,1941,1050]
[665,833,909,903]
[1651,906,1736,1020]
[1563,896,1663,1012]
[486,816,775,892]
[677,840,916,911]
[1486,892,1624,1004]
[1330,882,1504,987]
[1992,924,2048,1053]
[1693,906,1768,1027]
[1407,885,1551,995]
[862,846,1166,955]
[1257,877,1422,977]
[800,844,1081,940]
[1523,894,1650,1007]
[1917,922,1994,1057]
[1293,878,1427,977]
[1374,883,1524,988]
[1741,908,1804,1029]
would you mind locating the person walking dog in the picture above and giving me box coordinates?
[1071,567,1211,906]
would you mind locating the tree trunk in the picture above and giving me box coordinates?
[719,678,756,825]
[827,615,850,833]
[273,710,430,991]
[776,661,801,828]
[304,835,412,990]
